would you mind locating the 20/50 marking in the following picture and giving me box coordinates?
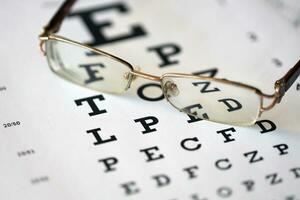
[3,121,21,128]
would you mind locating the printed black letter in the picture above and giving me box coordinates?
[183,166,199,179]
[216,127,236,143]
[134,116,159,134]
[273,144,289,155]
[79,63,104,84]
[152,174,171,187]
[265,173,283,185]
[75,95,107,116]
[68,2,147,46]
[255,119,276,133]
[120,181,140,195]
[243,150,264,164]
[139,146,164,162]
[218,98,242,112]
[86,128,117,145]
[147,43,181,67]
[215,158,232,170]
[180,137,201,151]
[98,157,118,172]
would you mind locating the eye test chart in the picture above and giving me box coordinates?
[1,0,300,199]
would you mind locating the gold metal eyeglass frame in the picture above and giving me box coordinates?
[39,0,300,124]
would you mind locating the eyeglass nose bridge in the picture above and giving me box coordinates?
[129,69,161,82]
[126,70,180,97]
[123,69,161,91]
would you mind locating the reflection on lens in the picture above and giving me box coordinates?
[162,75,261,125]
[45,39,133,93]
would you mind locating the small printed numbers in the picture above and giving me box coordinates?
[0,86,6,91]
[3,121,21,128]
[31,176,49,185]
[17,149,35,157]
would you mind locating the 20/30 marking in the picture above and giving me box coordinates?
[3,121,21,128]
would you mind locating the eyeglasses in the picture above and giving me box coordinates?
[39,0,300,126]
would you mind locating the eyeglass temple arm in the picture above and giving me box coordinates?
[275,59,300,102]
[40,0,77,37]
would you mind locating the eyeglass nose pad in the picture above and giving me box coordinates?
[123,71,134,91]
[123,67,141,91]
[164,80,179,97]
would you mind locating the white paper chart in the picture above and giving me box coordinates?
[0,0,300,199]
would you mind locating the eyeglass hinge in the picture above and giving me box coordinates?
[274,79,285,103]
